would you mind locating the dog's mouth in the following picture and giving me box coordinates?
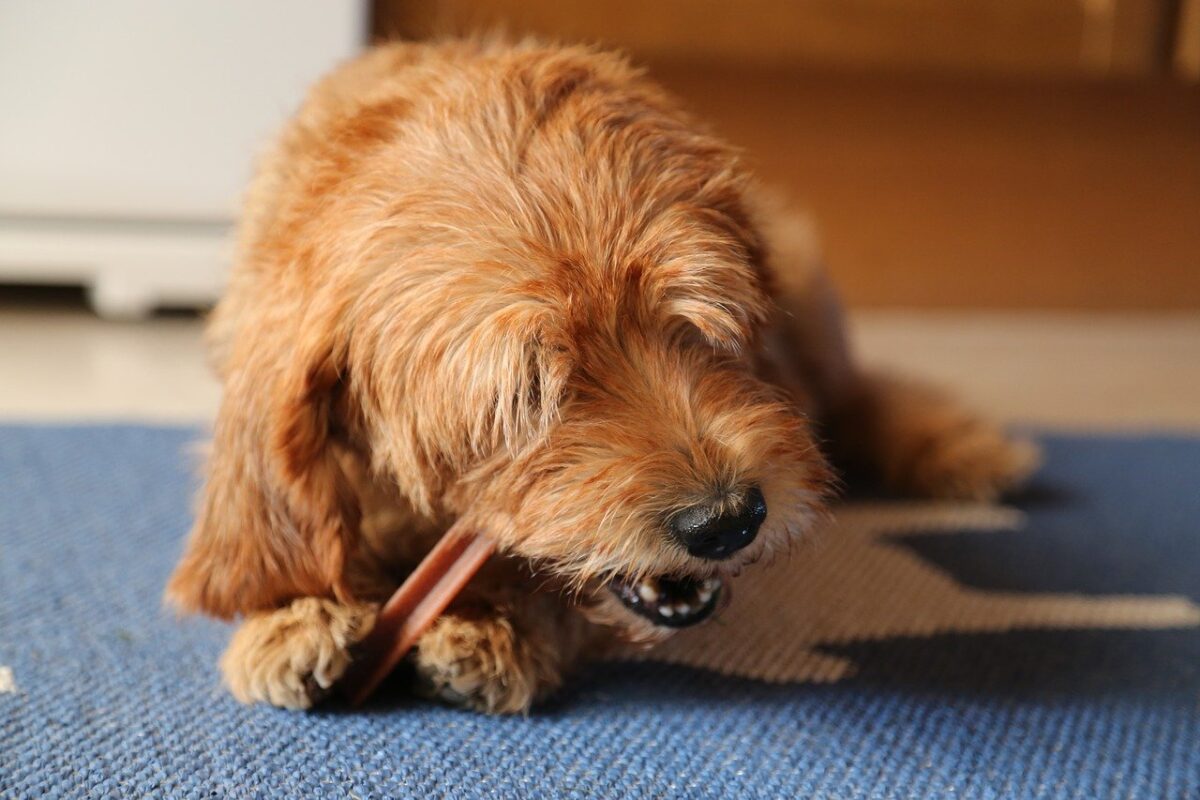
[607,574,723,628]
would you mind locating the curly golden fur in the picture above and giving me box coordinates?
[165,39,1038,714]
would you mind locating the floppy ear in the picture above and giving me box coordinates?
[165,322,360,619]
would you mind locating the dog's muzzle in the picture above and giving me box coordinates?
[605,487,765,628]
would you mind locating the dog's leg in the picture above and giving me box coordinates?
[412,590,591,714]
[830,372,1040,500]
[758,202,1038,500]
[220,597,378,710]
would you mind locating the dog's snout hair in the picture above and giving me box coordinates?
[479,332,828,588]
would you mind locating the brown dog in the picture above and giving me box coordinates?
[166,39,1037,713]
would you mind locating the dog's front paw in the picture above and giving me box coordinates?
[220,597,376,710]
[413,613,550,714]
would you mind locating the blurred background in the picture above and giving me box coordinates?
[1,0,1197,427]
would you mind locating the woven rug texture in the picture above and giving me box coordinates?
[1,425,1198,799]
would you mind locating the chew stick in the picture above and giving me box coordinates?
[341,521,495,706]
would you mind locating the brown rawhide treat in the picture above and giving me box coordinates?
[340,522,495,706]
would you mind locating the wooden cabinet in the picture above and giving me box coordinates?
[376,0,1191,79]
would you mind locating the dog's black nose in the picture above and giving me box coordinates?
[669,486,767,560]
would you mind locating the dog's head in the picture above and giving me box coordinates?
[342,50,831,642]
[480,305,829,642]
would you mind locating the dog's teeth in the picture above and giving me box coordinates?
[703,578,721,591]
[697,589,713,604]
[658,605,675,617]
[637,582,660,603]
[673,603,692,615]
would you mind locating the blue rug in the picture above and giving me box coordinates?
[1,425,1198,799]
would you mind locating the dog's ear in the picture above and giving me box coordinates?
[165,320,359,619]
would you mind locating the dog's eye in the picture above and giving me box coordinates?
[526,359,543,412]
[521,344,569,425]
[669,318,725,352]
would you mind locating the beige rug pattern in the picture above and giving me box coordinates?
[635,502,1200,682]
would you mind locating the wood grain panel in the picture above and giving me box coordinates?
[375,0,1176,77]
[652,64,1200,309]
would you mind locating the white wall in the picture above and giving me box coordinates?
[0,0,365,219]
[0,1,366,315]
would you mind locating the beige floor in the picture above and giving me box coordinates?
[2,304,1198,430]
